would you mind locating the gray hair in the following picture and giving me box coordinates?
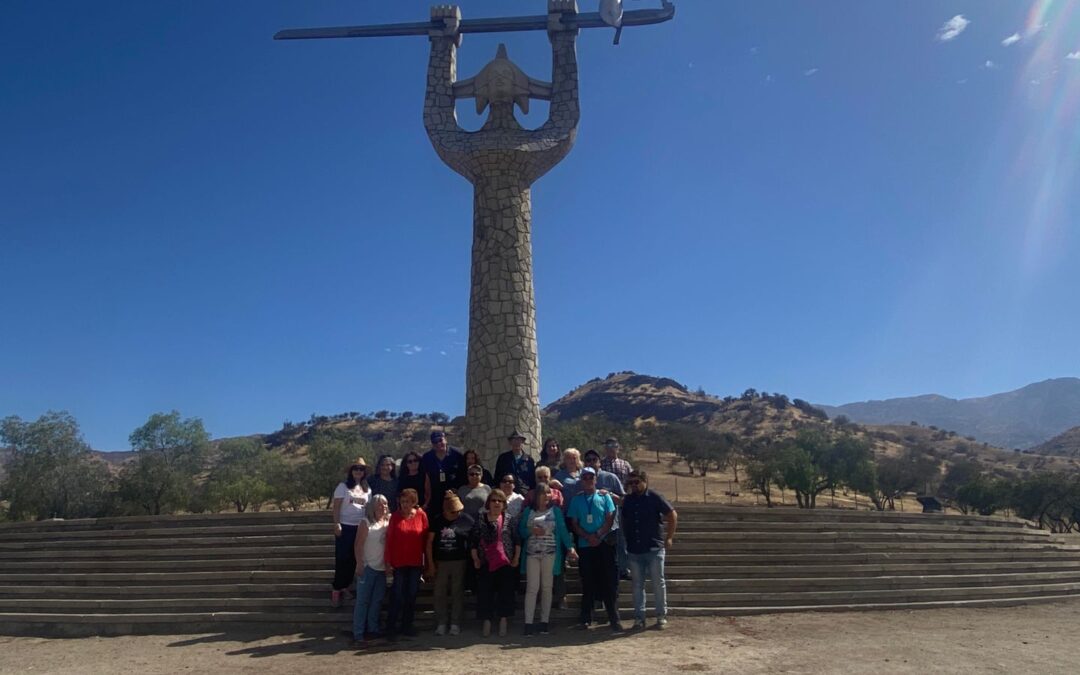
[531,481,552,510]
[365,494,389,525]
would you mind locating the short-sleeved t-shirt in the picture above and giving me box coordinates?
[422,447,466,506]
[621,489,674,554]
[457,484,492,520]
[525,507,558,556]
[567,490,615,549]
[333,482,371,527]
[429,512,475,561]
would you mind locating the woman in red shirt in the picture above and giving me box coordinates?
[384,488,428,638]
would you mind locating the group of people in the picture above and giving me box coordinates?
[330,430,678,646]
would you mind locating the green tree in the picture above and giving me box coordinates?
[117,411,210,515]
[771,429,874,509]
[301,429,371,508]
[205,438,280,512]
[955,475,1010,516]
[0,412,114,520]
[864,450,940,511]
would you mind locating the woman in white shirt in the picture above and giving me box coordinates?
[500,475,525,518]
[352,494,390,644]
[332,458,371,607]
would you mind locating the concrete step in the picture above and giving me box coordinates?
[664,551,1080,565]
[670,506,1030,528]
[5,592,1080,637]
[6,560,1080,587]
[3,570,1080,600]
[0,511,332,533]
[0,520,1042,544]
[5,579,1080,614]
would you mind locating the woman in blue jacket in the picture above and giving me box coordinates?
[518,482,577,635]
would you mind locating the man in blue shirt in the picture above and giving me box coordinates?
[621,470,677,630]
[583,449,628,580]
[421,431,465,516]
[567,467,623,632]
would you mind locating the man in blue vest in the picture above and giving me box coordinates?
[567,466,623,632]
[421,431,465,516]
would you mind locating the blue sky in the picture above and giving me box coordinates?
[2,1,1079,450]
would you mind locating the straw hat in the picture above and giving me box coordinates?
[443,490,465,513]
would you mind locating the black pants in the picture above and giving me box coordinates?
[386,565,422,634]
[578,542,620,625]
[476,564,517,620]
[333,524,358,591]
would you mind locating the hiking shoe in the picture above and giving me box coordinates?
[538,622,550,634]
[434,624,447,636]
[656,617,668,630]
[523,624,534,637]
[611,621,625,633]
[449,624,461,636]
[632,619,647,630]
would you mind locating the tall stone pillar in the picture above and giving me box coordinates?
[466,176,540,463]
[423,2,579,463]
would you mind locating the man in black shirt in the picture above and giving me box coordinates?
[494,430,536,495]
[620,470,677,630]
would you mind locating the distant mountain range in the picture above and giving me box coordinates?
[818,378,1080,450]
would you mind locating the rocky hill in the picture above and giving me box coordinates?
[1030,426,1080,458]
[818,377,1080,450]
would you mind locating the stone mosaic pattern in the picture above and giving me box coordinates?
[424,2,580,463]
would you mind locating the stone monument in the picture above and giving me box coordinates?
[275,1,674,463]
[423,3,580,460]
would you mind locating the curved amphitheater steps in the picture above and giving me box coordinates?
[1,506,1078,636]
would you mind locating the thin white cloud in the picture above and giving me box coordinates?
[1027,23,1047,38]
[1067,51,1080,61]
[750,46,759,55]
[764,74,773,84]
[804,68,819,76]
[440,350,447,356]
[396,343,424,355]
[1002,33,1021,47]
[985,60,997,69]
[444,327,458,334]
[957,78,968,85]
[937,15,970,42]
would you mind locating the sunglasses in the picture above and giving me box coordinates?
[351,466,366,472]
[405,459,420,464]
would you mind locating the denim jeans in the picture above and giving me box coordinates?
[352,566,386,638]
[628,548,667,622]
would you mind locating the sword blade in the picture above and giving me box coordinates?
[273,6,675,41]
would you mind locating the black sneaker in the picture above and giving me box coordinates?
[610,621,625,633]
[523,624,534,637]
[538,622,550,634]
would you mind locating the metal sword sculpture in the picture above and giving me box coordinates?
[275,1,674,464]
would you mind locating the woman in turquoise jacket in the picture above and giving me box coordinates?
[518,483,577,635]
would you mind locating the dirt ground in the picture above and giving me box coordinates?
[2,601,1078,674]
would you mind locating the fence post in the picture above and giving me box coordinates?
[675,478,679,503]
[703,479,707,503]
[729,481,734,505]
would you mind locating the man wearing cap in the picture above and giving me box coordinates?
[494,430,536,496]
[422,431,466,517]
[426,490,474,636]
[567,466,623,632]
[601,437,633,487]
[583,449,630,580]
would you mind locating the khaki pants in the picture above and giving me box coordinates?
[433,558,466,626]
[524,553,556,624]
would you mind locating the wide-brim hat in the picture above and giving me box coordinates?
[345,456,368,473]
[507,429,527,441]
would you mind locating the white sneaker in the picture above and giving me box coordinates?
[449,625,461,636]
[435,624,447,636]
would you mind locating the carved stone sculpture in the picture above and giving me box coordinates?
[424,1,580,462]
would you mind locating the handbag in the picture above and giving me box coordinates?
[482,515,511,570]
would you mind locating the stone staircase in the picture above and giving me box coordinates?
[1,505,1078,636]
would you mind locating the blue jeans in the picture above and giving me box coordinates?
[616,526,628,574]
[352,566,386,638]
[628,548,667,622]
